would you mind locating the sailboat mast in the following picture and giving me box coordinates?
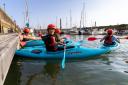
[56,16,58,28]
[25,0,29,27]
[80,10,82,30]
[66,17,68,28]
[82,2,85,28]
[70,9,72,28]
[60,18,62,30]
[80,1,86,30]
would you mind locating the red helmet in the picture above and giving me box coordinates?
[107,29,113,35]
[55,28,61,34]
[47,24,56,30]
[23,27,30,33]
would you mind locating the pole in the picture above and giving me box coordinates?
[56,16,58,28]
[60,18,62,30]
[70,9,72,28]
[25,0,29,27]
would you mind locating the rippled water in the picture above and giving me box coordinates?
[4,35,128,85]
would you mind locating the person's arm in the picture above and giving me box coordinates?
[54,33,64,44]
[100,36,106,42]
[23,35,36,40]
[23,35,42,40]
[114,36,120,43]
[18,33,23,41]
[35,37,42,40]
[116,38,120,43]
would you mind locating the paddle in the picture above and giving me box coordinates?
[61,43,66,69]
[87,36,128,41]
[88,37,102,41]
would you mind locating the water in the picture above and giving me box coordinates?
[4,35,128,85]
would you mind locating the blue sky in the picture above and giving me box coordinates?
[2,0,128,29]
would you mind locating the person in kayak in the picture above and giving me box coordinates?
[37,31,43,37]
[19,27,41,47]
[54,28,68,43]
[54,28,62,42]
[100,29,120,46]
[54,28,71,44]
[43,24,64,52]
[19,27,41,42]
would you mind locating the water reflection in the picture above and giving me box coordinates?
[43,62,60,80]
[20,60,62,85]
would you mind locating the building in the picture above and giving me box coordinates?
[0,8,20,33]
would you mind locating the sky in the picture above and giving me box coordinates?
[1,0,128,29]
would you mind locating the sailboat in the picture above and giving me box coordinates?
[79,1,91,35]
[69,9,78,35]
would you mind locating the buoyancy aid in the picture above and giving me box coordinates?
[104,35,115,45]
[22,33,30,41]
[43,34,57,51]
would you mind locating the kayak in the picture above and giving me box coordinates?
[22,39,75,47]
[15,42,119,59]
[23,40,44,47]
[100,42,120,51]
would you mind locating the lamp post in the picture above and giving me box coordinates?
[60,18,62,30]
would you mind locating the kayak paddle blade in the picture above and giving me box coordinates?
[88,37,97,41]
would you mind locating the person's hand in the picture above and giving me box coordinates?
[58,42,64,45]
[60,39,64,42]
[63,43,66,46]
[19,33,23,41]
[35,37,42,40]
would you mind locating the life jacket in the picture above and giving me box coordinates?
[43,34,57,51]
[104,35,114,44]
[22,33,30,41]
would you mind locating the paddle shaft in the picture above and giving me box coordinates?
[61,44,66,69]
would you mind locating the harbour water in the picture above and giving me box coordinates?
[4,35,128,85]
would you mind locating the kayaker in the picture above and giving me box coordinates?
[54,28,71,44]
[19,27,41,42]
[54,28,66,43]
[37,31,43,37]
[100,29,120,46]
[43,24,64,52]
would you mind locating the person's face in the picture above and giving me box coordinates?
[25,32,29,35]
[48,29,55,35]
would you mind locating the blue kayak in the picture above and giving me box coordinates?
[23,39,76,47]
[24,39,76,48]
[15,42,119,59]
[24,40,44,47]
